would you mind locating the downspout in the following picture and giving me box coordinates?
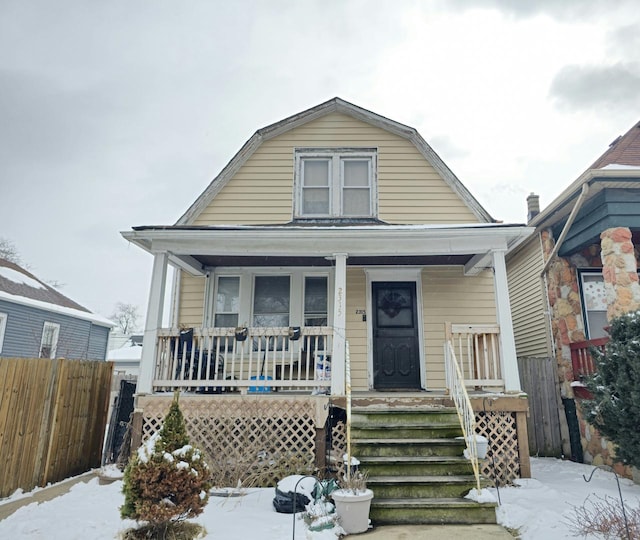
[540,182,590,277]
[539,181,590,354]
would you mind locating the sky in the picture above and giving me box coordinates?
[1,0,640,323]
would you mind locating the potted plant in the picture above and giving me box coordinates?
[331,457,373,535]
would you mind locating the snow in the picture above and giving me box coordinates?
[0,290,113,327]
[1,458,639,539]
[0,267,46,289]
[107,344,142,360]
[600,163,640,170]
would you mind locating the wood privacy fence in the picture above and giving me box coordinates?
[0,358,113,498]
[517,356,563,457]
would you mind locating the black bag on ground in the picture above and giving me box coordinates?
[272,486,310,514]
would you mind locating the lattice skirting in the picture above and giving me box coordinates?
[137,396,327,488]
[476,411,520,486]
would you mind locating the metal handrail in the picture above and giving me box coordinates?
[445,340,481,492]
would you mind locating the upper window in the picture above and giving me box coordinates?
[0,313,7,354]
[40,322,60,359]
[295,149,377,218]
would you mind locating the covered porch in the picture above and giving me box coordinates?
[123,223,533,397]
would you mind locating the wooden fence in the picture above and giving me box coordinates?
[517,356,563,457]
[0,358,113,498]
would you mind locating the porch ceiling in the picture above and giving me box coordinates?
[191,254,472,267]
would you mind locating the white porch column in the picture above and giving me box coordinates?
[331,253,348,395]
[492,249,521,392]
[138,252,169,394]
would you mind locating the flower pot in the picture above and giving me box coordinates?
[332,488,373,534]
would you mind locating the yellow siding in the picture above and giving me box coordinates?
[345,267,368,390]
[177,273,206,328]
[422,267,497,389]
[193,112,479,226]
[506,236,550,358]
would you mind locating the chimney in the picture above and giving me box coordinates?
[527,192,540,222]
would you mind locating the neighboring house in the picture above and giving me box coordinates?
[507,119,640,474]
[123,98,533,524]
[0,258,113,360]
[107,334,143,377]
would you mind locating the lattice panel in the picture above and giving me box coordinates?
[476,411,520,486]
[140,397,317,488]
[330,421,347,476]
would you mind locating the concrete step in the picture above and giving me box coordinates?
[359,455,473,477]
[369,475,479,499]
[370,497,497,525]
[353,438,465,457]
[351,422,462,439]
[351,407,459,427]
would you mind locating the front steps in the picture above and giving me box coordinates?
[350,405,496,525]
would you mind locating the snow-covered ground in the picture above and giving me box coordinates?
[1,458,639,539]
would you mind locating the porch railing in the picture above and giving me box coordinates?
[444,340,482,492]
[569,337,608,399]
[444,322,503,390]
[153,326,333,393]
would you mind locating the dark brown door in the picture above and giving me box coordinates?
[372,281,421,390]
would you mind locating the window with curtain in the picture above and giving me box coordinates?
[214,276,240,327]
[304,276,328,326]
[39,321,60,359]
[252,276,290,327]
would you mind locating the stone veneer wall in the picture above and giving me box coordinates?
[541,226,638,474]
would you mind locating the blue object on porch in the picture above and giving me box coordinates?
[248,375,273,393]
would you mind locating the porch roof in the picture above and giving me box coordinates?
[122,223,533,276]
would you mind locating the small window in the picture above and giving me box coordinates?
[579,272,609,339]
[40,322,60,359]
[214,276,240,327]
[0,313,7,354]
[253,276,290,327]
[304,276,328,326]
[296,149,376,218]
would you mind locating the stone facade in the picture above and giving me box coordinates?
[542,226,638,474]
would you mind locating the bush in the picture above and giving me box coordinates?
[581,311,640,469]
[121,393,212,539]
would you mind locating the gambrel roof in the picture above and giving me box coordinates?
[176,97,495,225]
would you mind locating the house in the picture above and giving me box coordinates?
[123,97,533,524]
[506,119,640,474]
[0,258,112,360]
[108,334,143,377]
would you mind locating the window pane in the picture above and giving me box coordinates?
[587,311,609,339]
[583,274,607,311]
[303,160,329,186]
[216,276,240,313]
[343,160,369,186]
[214,313,239,327]
[305,276,328,313]
[343,188,371,215]
[253,276,290,326]
[303,188,330,214]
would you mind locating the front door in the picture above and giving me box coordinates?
[372,281,421,390]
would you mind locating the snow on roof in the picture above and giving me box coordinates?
[599,163,640,170]
[0,266,46,289]
[0,290,113,327]
[107,344,142,360]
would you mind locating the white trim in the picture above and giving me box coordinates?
[39,321,60,359]
[0,312,7,354]
[364,268,425,390]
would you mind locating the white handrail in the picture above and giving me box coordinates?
[445,340,481,492]
[345,340,352,483]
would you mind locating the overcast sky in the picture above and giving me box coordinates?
[1,0,639,324]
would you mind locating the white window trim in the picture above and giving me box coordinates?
[208,267,333,329]
[0,312,7,354]
[294,148,377,219]
[40,321,60,359]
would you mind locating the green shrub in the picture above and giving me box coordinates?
[581,311,640,469]
[121,393,211,538]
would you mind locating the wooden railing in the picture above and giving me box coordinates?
[153,326,333,393]
[570,337,608,399]
[445,323,503,390]
[444,341,481,492]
